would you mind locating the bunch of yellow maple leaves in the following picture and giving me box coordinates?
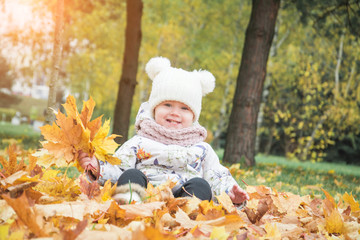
[35,95,121,170]
[0,96,359,239]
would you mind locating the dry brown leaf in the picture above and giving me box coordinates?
[244,198,270,224]
[79,174,101,199]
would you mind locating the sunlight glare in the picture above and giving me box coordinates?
[0,0,44,32]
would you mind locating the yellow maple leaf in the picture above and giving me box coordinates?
[342,192,360,213]
[38,95,120,170]
[34,169,80,202]
[99,179,116,202]
[199,200,223,215]
[93,119,121,165]
[325,209,344,234]
[0,144,26,177]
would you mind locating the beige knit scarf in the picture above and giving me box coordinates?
[135,118,207,146]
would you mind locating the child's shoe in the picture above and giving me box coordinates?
[112,183,146,204]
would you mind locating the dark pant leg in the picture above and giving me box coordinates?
[173,177,212,201]
[117,169,148,188]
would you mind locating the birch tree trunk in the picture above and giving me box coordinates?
[113,0,143,144]
[44,0,64,126]
[223,0,280,167]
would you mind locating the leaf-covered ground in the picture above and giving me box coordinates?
[0,145,359,239]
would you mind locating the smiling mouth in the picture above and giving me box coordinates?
[166,119,181,124]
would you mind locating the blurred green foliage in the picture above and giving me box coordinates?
[0,122,41,149]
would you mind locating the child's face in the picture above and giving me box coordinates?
[154,101,194,129]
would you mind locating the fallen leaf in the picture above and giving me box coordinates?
[216,191,236,214]
[60,219,88,240]
[342,192,360,213]
[325,209,344,234]
[2,193,48,237]
[79,174,101,199]
[35,200,112,220]
[209,226,229,240]
[119,201,166,219]
[263,222,281,240]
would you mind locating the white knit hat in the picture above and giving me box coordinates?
[145,57,215,122]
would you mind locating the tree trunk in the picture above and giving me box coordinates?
[44,0,64,126]
[113,0,143,144]
[223,0,280,167]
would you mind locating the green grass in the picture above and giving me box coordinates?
[0,122,41,149]
[255,154,360,177]
[216,150,360,201]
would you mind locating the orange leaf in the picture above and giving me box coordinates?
[322,188,337,214]
[2,193,48,237]
[80,97,95,128]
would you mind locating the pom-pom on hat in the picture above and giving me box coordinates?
[146,56,215,122]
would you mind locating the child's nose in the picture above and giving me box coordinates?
[170,107,180,116]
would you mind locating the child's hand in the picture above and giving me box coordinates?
[228,185,250,204]
[78,150,100,180]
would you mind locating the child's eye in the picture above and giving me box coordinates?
[164,103,171,107]
[181,107,189,111]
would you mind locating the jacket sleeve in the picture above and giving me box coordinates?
[97,137,137,185]
[202,144,239,196]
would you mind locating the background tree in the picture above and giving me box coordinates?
[223,0,280,167]
[44,0,64,125]
[257,0,360,163]
[113,0,143,144]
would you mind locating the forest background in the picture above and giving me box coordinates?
[0,0,360,167]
